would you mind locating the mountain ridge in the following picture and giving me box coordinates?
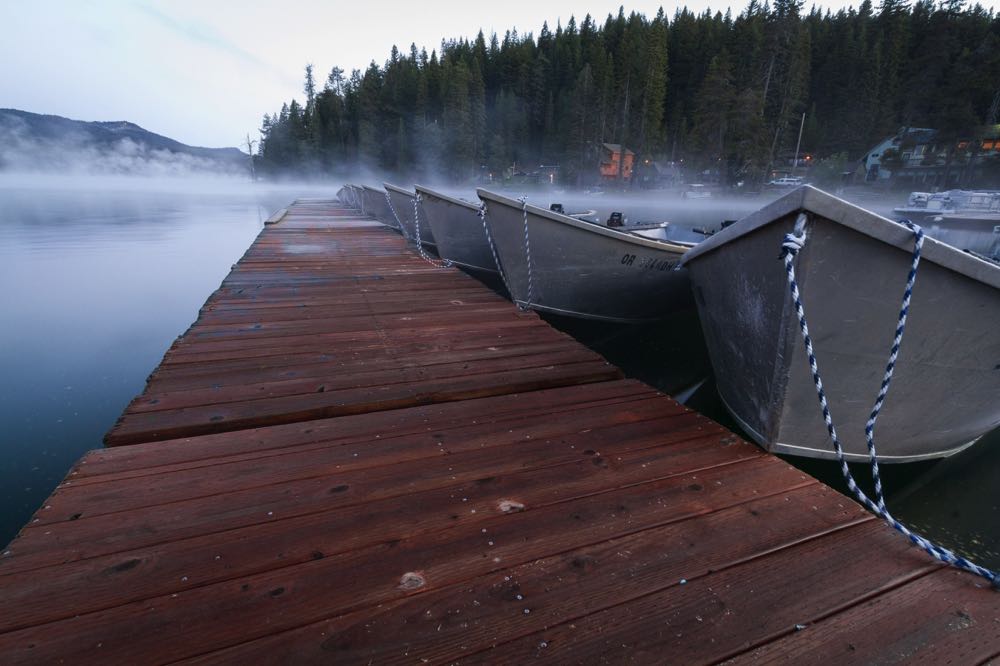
[0,108,248,175]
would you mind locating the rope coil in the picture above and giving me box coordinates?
[781,212,997,588]
[384,191,408,239]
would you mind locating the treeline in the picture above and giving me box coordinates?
[257,0,1000,186]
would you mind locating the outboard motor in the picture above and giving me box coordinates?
[607,211,624,227]
[549,203,565,214]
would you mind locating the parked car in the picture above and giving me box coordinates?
[768,176,805,187]
[683,183,713,199]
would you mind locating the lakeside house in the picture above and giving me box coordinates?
[599,143,635,181]
[862,126,1000,187]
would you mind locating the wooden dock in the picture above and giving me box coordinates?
[1,199,996,664]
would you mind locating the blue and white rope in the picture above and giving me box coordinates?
[411,194,452,268]
[781,212,998,587]
[478,202,515,298]
[517,196,535,310]
[384,191,409,239]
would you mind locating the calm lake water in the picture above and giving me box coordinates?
[0,176,333,544]
[1,177,996,573]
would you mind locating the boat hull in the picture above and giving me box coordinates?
[361,186,400,229]
[416,186,498,274]
[478,189,692,323]
[923,215,1000,259]
[340,185,363,210]
[385,183,437,251]
[682,186,1000,462]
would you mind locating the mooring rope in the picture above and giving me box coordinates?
[781,212,998,587]
[384,191,409,239]
[477,201,515,298]
[517,196,536,310]
[411,193,452,268]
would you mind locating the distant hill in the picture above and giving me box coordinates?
[0,109,249,176]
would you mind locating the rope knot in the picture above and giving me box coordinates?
[898,218,925,245]
[780,231,806,259]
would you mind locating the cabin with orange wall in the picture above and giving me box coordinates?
[599,143,634,180]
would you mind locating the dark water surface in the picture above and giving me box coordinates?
[2,179,996,575]
[0,177,333,544]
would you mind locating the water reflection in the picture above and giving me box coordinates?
[0,177,333,545]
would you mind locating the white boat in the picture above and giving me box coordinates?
[894,189,1000,221]
[894,190,1000,259]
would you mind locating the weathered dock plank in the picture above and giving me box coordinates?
[101,212,620,446]
[1,199,995,665]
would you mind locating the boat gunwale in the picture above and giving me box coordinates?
[679,185,1000,289]
[415,185,481,212]
[476,188,693,254]
[384,182,416,198]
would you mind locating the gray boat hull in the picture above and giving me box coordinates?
[385,183,437,251]
[924,215,1000,260]
[416,186,498,274]
[340,185,363,210]
[681,186,1000,462]
[361,185,400,229]
[477,189,693,323]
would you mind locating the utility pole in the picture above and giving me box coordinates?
[244,133,258,182]
[791,112,805,178]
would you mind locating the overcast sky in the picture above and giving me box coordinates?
[2,0,993,149]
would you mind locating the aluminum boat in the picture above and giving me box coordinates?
[477,188,693,322]
[415,185,499,274]
[361,185,400,229]
[385,182,437,251]
[680,185,1000,462]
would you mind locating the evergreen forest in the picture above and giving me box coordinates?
[256,0,1000,187]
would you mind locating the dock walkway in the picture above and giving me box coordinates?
[1,200,996,664]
